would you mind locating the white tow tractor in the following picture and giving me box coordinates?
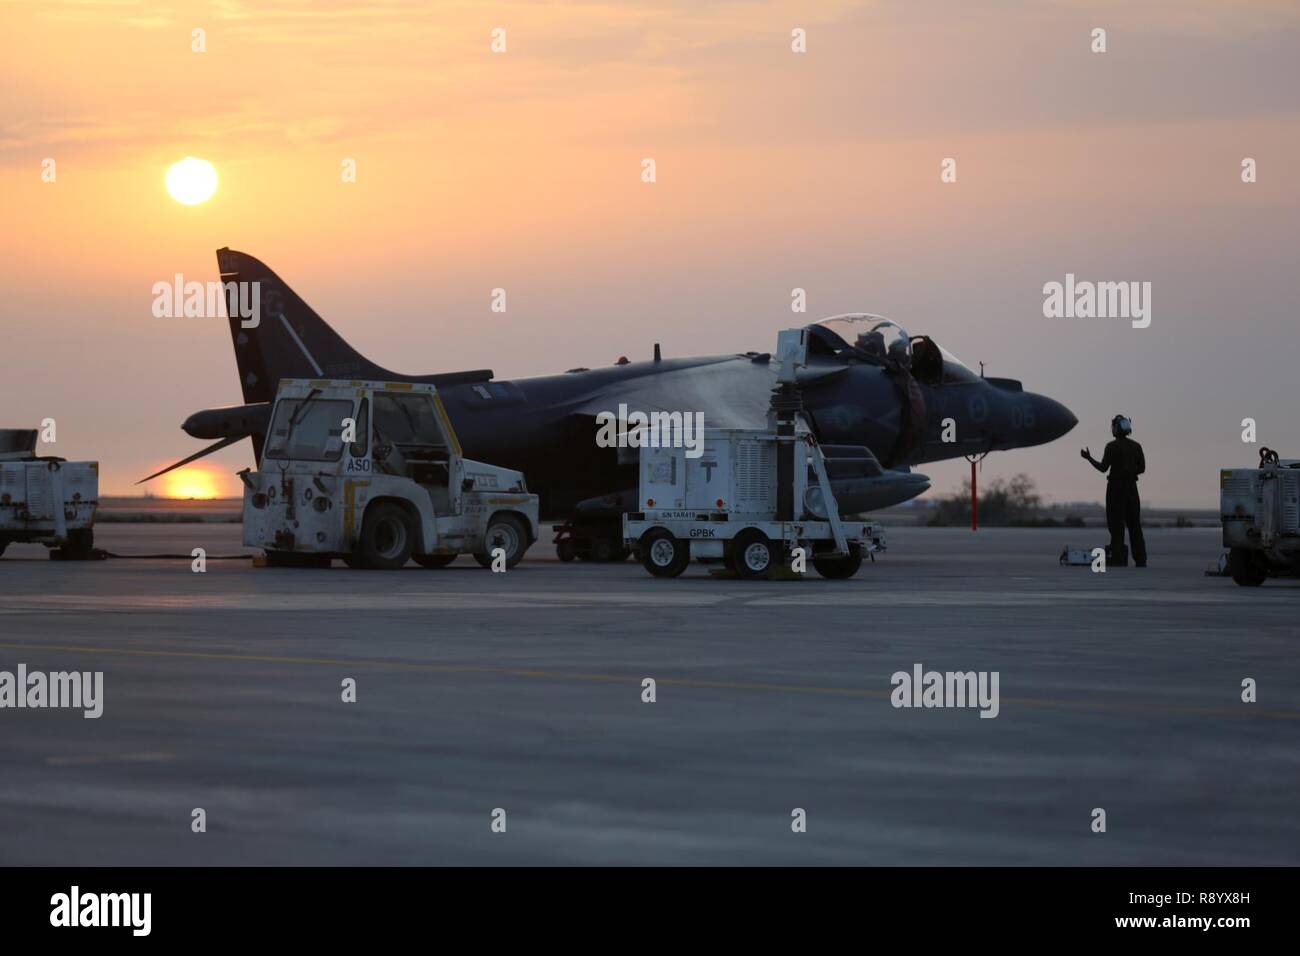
[0,429,99,560]
[1220,447,1300,586]
[623,330,886,579]
[242,379,539,569]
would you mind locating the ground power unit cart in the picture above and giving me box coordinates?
[0,429,98,560]
[1220,447,1300,586]
[623,329,886,580]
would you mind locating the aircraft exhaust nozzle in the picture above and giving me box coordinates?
[183,402,272,440]
[805,471,930,517]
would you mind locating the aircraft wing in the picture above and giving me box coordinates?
[565,355,775,430]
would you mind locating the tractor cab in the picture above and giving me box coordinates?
[246,380,538,569]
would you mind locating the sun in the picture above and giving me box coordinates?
[165,157,218,205]
[159,467,222,499]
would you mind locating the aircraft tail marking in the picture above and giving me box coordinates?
[214,248,493,404]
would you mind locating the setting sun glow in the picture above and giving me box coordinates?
[165,157,217,205]
[160,468,222,499]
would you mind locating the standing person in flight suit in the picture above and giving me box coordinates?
[1081,415,1147,567]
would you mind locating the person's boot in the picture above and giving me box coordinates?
[1106,544,1129,567]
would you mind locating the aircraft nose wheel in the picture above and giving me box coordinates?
[812,543,863,579]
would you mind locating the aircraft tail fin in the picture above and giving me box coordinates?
[215,248,492,404]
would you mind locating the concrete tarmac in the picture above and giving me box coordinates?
[1,525,1297,865]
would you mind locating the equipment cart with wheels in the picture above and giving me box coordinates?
[623,327,885,581]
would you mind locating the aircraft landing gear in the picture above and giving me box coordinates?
[552,520,630,563]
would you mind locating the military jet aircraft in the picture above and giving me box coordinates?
[149,248,1076,558]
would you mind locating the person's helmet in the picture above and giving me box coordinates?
[1111,414,1132,438]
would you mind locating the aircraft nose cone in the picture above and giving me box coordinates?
[1030,394,1077,444]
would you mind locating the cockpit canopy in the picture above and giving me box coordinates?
[815,314,911,366]
[810,313,981,384]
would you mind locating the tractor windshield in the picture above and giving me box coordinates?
[373,393,447,449]
[265,398,352,461]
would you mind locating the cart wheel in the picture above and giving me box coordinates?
[474,514,529,569]
[557,539,576,562]
[813,544,863,579]
[414,553,458,568]
[1229,547,1268,587]
[640,528,690,578]
[730,529,775,580]
[359,501,415,569]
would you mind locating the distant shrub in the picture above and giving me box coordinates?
[926,474,1047,527]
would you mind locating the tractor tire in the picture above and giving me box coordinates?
[359,502,416,569]
[474,514,529,569]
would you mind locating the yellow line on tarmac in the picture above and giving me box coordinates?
[0,642,1295,721]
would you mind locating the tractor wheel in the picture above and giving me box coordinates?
[359,502,416,569]
[474,514,529,569]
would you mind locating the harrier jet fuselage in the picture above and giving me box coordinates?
[158,250,1077,546]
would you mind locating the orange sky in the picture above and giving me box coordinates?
[2,0,1298,503]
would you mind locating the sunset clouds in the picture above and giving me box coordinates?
[2,1,1297,500]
